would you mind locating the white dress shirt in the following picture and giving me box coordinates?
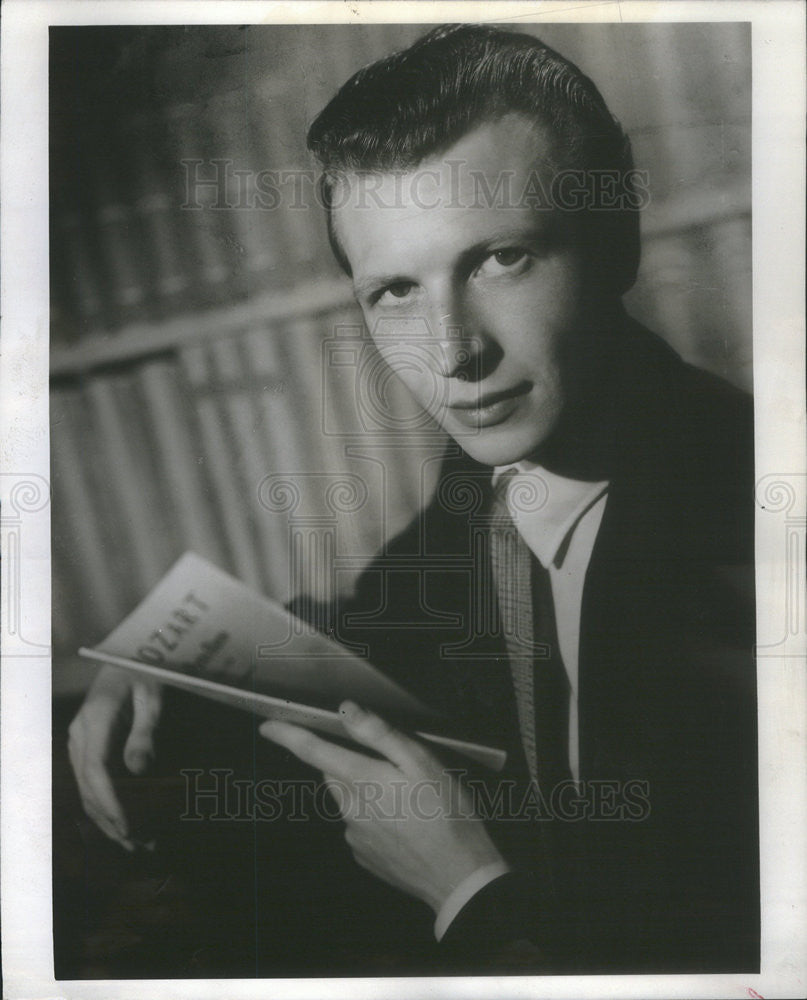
[434,461,609,941]
[494,460,609,781]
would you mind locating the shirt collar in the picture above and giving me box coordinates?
[492,460,609,569]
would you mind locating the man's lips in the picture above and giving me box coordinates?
[445,382,532,428]
[448,382,532,411]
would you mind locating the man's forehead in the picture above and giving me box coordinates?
[330,114,559,214]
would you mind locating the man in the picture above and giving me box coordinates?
[69,25,758,973]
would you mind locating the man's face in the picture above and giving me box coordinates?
[333,114,598,468]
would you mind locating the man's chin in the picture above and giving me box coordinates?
[447,425,551,470]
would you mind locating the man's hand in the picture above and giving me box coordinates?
[259,701,504,915]
[67,665,163,851]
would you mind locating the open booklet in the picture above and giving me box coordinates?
[79,552,506,771]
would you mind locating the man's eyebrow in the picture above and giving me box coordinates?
[352,274,409,299]
[465,224,553,253]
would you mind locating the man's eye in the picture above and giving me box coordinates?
[493,249,527,267]
[475,248,530,277]
[376,282,416,304]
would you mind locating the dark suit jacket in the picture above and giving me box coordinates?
[315,315,758,974]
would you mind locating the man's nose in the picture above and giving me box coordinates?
[433,334,477,380]
[429,297,499,382]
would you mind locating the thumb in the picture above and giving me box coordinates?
[123,680,161,775]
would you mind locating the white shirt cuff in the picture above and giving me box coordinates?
[433,860,512,941]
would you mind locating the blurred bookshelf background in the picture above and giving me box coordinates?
[50,23,752,692]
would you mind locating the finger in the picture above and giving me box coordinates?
[82,760,132,842]
[338,701,433,776]
[259,720,381,781]
[68,684,126,773]
[69,727,132,840]
[81,798,135,851]
[123,680,162,774]
[68,721,132,840]
[322,773,355,820]
[77,773,133,850]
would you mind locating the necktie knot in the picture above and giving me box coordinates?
[490,468,517,527]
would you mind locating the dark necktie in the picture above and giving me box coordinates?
[489,472,572,794]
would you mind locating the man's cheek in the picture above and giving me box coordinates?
[380,358,438,413]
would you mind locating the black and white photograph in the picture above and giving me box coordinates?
[1,2,805,997]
